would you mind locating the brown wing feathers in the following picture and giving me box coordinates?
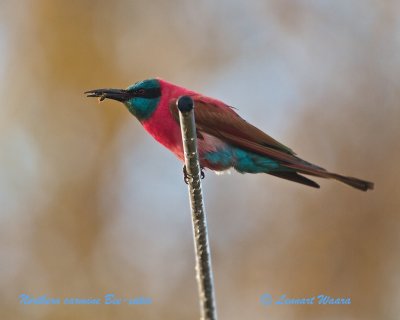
[192,100,295,155]
[170,97,374,191]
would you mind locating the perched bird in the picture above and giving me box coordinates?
[85,78,373,191]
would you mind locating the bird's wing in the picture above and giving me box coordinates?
[169,95,296,156]
[169,96,374,191]
[169,96,327,172]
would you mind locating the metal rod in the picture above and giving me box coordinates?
[177,96,217,320]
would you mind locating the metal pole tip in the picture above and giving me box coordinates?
[177,96,194,113]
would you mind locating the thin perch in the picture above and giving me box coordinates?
[177,96,217,320]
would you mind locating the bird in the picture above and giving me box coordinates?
[85,78,374,191]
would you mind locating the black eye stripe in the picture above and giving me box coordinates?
[129,87,161,99]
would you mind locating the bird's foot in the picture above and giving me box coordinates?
[182,166,205,184]
[200,167,205,180]
[183,165,191,184]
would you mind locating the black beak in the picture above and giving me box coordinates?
[84,88,130,102]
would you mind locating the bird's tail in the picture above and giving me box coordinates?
[282,163,374,191]
[328,173,374,191]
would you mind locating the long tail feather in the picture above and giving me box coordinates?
[268,172,320,189]
[283,164,374,191]
[329,173,374,191]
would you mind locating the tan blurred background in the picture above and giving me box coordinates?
[0,1,399,319]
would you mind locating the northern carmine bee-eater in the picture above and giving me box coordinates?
[85,78,373,191]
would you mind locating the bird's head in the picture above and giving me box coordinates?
[85,78,161,121]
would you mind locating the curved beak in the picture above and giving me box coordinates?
[84,88,130,102]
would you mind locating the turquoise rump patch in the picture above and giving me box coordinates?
[204,148,233,168]
[204,147,282,173]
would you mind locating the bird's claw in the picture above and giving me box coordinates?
[201,168,205,180]
[183,166,190,184]
[183,166,191,184]
[183,166,205,184]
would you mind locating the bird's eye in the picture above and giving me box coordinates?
[138,89,146,95]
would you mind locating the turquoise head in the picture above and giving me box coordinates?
[85,78,161,121]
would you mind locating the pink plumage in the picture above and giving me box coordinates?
[142,79,232,169]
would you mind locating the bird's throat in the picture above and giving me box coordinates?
[125,97,160,121]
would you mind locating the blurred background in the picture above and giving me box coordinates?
[0,1,399,319]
